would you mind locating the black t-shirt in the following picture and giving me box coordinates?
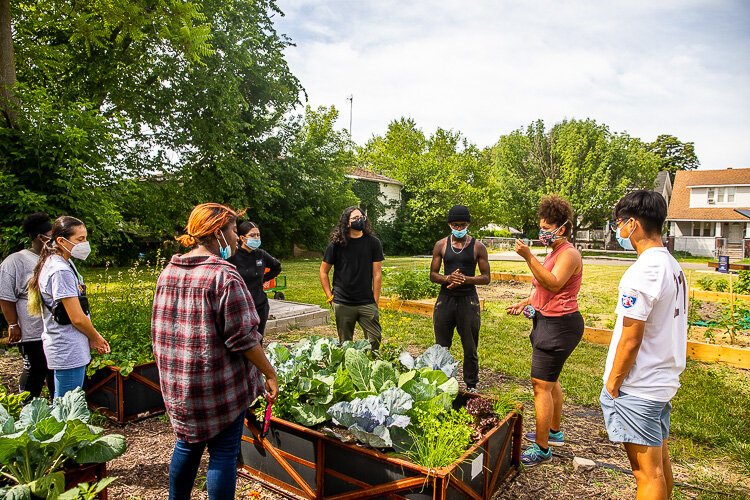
[227,247,281,309]
[323,234,384,305]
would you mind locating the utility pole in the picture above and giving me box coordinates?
[347,94,353,136]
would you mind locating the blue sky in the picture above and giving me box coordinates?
[274,0,750,169]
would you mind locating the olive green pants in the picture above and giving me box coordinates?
[332,302,382,350]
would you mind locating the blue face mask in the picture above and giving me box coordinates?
[246,238,261,250]
[615,220,635,251]
[451,228,468,239]
[217,231,232,260]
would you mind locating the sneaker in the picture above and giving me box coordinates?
[521,443,552,467]
[466,386,479,394]
[524,430,564,446]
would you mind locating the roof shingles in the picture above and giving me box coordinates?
[667,168,750,221]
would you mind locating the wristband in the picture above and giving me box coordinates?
[8,323,19,329]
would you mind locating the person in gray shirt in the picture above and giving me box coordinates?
[27,216,110,399]
[0,213,54,398]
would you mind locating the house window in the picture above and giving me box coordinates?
[727,187,736,203]
[707,188,715,204]
[692,222,715,237]
[717,188,725,203]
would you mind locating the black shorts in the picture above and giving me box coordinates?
[530,311,584,382]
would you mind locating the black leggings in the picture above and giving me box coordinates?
[18,340,54,399]
[257,301,270,338]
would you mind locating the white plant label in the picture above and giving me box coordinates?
[471,453,484,479]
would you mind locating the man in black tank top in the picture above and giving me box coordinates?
[429,205,490,392]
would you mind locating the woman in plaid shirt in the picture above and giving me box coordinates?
[152,203,278,500]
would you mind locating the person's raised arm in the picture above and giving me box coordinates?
[605,317,645,398]
[516,240,580,293]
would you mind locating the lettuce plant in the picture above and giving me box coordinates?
[0,388,126,499]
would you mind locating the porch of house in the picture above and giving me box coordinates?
[670,220,749,259]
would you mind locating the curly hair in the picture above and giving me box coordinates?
[176,203,245,247]
[537,195,573,237]
[329,206,373,246]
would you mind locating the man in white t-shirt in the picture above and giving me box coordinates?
[601,190,687,500]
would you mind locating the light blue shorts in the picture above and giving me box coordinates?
[599,387,671,447]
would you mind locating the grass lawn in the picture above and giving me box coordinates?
[80,255,750,496]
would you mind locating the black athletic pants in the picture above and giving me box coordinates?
[18,340,54,399]
[433,293,481,388]
[257,301,270,339]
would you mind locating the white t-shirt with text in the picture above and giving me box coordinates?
[603,247,687,402]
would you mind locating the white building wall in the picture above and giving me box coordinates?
[378,183,402,222]
[672,236,715,257]
[689,185,750,208]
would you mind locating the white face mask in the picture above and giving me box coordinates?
[63,238,91,261]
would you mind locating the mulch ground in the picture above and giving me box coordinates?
[1,343,742,499]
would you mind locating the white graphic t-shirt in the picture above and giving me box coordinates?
[603,247,688,402]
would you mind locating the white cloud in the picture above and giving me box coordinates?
[276,0,750,168]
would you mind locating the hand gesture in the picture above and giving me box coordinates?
[514,239,532,261]
[265,374,279,403]
[446,269,466,289]
[90,334,110,354]
[505,301,526,315]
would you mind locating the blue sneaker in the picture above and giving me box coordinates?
[524,430,564,446]
[521,443,552,467]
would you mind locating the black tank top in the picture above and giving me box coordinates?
[440,236,477,297]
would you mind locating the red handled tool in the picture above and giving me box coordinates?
[260,400,273,438]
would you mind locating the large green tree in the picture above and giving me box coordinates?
[647,134,700,179]
[0,0,305,259]
[491,119,660,236]
[360,118,500,254]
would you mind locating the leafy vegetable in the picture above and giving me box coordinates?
[0,385,29,420]
[398,344,459,378]
[0,388,127,499]
[328,388,413,448]
[58,477,118,500]
[406,401,473,468]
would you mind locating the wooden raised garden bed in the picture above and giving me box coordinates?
[239,394,522,499]
[83,361,165,424]
[64,462,109,499]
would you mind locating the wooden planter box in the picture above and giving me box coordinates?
[239,395,522,499]
[64,462,109,499]
[84,361,165,424]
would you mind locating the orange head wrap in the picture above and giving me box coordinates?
[176,203,245,247]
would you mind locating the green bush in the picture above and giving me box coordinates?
[714,279,728,293]
[735,270,750,295]
[382,269,440,300]
[696,277,713,291]
[86,257,164,377]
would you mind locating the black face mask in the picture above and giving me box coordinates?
[350,218,366,231]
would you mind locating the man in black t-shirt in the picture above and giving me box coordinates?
[320,207,384,349]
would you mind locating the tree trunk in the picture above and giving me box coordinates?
[0,0,18,128]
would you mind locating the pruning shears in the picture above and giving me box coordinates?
[260,399,273,439]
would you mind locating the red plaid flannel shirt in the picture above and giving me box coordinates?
[152,254,262,442]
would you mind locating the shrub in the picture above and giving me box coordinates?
[696,277,713,291]
[86,256,165,376]
[714,279,728,293]
[735,270,750,295]
[382,269,440,300]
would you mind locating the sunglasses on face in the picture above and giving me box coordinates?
[609,219,630,232]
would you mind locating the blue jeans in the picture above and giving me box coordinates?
[53,366,86,399]
[169,411,245,500]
